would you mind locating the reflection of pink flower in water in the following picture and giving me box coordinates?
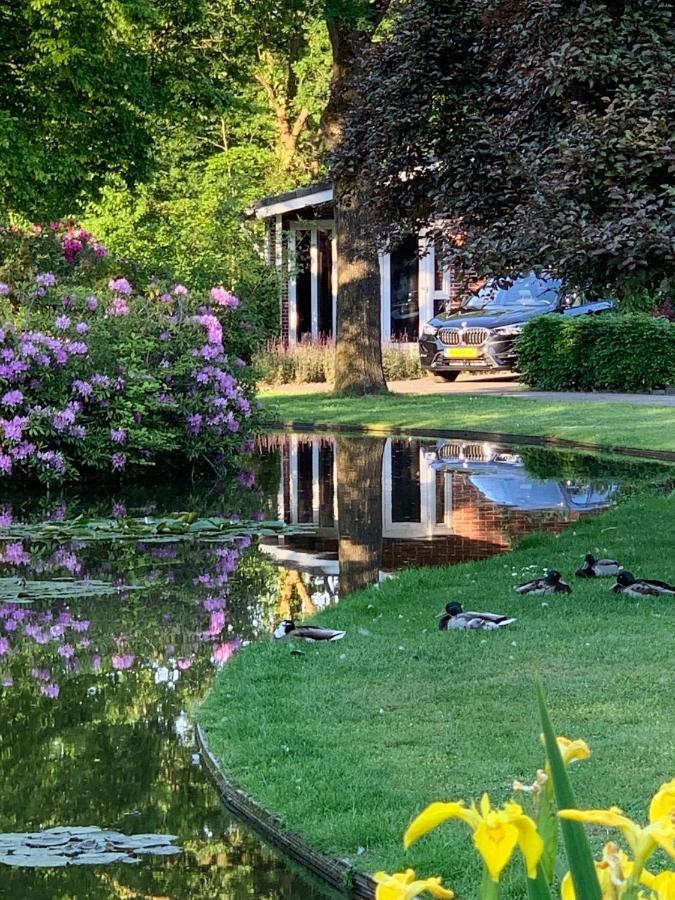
[177,658,192,670]
[41,683,60,698]
[203,596,226,612]
[212,639,242,664]
[112,654,135,670]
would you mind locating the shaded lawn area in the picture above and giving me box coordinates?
[200,492,675,897]
[261,389,675,453]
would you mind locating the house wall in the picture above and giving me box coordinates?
[268,212,457,346]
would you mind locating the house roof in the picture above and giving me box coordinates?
[250,181,333,219]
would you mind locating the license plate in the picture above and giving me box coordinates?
[444,347,481,359]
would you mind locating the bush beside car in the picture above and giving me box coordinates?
[517,314,675,392]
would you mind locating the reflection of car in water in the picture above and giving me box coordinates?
[419,273,616,381]
[424,440,619,511]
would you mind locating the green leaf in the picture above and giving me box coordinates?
[537,782,559,885]
[479,866,499,900]
[536,681,601,900]
[525,864,554,900]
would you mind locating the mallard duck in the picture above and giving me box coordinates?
[438,602,516,631]
[611,571,675,598]
[273,620,346,642]
[514,570,571,595]
[575,553,623,578]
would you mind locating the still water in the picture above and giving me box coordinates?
[0,433,666,898]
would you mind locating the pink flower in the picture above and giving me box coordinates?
[212,639,242,664]
[210,287,240,308]
[108,278,133,295]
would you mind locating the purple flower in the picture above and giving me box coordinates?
[210,287,240,308]
[160,293,173,304]
[0,283,10,296]
[186,413,202,435]
[40,683,60,698]
[91,655,101,671]
[238,470,256,488]
[111,453,127,471]
[2,390,23,408]
[110,427,127,444]
[112,653,134,670]
[36,450,65,475]
[111,501,127,518]
[2,415,28,441]
[55,315,71,331]
[35,272,57,287]
[2,542,29,565]
[0,506,12,527]
[108,278,133,295]
[61,296,74,309]
[109,297,130,317]
[2,676,13,687]
[58,643,75,659]
[31,667,51,682]
[0,637,9,656]
[87,296,98,311]
[76,322,89,334]
[172,283,188,295]
[91,373,110,388]
[72,379,93,398]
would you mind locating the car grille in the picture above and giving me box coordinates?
[438,328,489,346]
[438,442,492,462]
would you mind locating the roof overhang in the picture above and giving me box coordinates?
[250,181,333,219]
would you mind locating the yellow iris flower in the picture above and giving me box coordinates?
[555,736,591,766]
[560,778,675,875]
[373,868,454,899]
[560,842,632,898]
[640,870,675,900]
[404,794,543,883]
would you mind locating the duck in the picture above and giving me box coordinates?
[610,571,675,598]
[575,553,623,578]
[273,620,346,642]
[438,602,516,631]
[514,570,571,595]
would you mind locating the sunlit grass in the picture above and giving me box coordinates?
[200,492,675,897]
[260,389,675,452]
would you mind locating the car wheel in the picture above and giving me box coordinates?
[431,371,460,382]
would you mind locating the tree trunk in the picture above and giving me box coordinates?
[324,14,388,396]
[336,435,384,596]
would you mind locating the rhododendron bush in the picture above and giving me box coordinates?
[0,223,259,482]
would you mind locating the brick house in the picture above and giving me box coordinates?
[251,181,456,346]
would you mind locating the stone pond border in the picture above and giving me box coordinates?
[197,724,377,899]
[265,419,675,463]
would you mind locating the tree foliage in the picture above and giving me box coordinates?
[339,0,675,295]
[0,0,234,221]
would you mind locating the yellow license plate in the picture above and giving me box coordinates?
[444,347,481,359]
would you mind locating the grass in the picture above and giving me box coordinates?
[200,491,675,897]
[261,388,675,453]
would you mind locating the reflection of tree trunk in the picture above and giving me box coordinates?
[336,436,384,596]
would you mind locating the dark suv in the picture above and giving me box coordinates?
[419,273,615,380]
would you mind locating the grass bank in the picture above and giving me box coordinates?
[261,389,675,453]
[200,491,675,897]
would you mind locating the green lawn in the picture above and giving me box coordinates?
[261,389,675,453]
[200,491,675,897]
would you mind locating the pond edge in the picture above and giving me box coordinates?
[196,724,376,899]
[264,419,675,463]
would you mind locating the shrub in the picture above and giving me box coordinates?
[0,224,259,483]
[254,338,423,385]
[517,314,675,392]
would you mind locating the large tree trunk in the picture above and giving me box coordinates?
[324,11,388,396]
[336,435,384,596]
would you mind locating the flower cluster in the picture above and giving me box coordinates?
[0,227,258,481]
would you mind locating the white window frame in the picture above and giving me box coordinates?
[288,220,335,345]
[382,441,453,537]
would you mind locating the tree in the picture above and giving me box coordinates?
[323,0,393,394]
[339,0,675,297]
[0,0,231,220]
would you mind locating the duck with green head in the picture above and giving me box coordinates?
[438,602,516,631]
[514,570,571,595]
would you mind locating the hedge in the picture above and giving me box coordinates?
[517,313,675,392]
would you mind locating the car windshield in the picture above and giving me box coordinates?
[460,274,562,311]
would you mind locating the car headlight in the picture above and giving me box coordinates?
[421,323,439,337]
[492,325,523,337]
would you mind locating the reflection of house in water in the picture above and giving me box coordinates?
[258,434,619,595]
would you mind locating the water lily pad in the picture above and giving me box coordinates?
[135,845,182,855]
[25,835,70,848]
[0,852,70,867]
[69,852,127,865]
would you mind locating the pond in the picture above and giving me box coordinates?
[0,432,668,898]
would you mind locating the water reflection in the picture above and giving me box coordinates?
[257,434,641,602]
[0,489,333,899]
